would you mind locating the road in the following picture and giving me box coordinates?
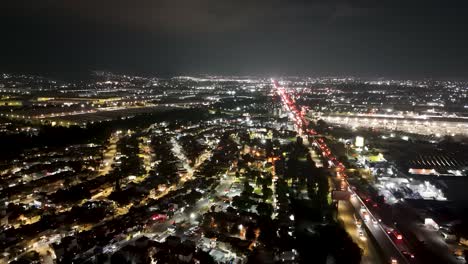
[98,133,119,176]
[349,194,410,264]
[272,79,410,264]
[393,203,464,264]
[338,200,380,264]
[307,138,381,263]
[171,137,193,176]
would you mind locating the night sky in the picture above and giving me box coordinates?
[1,0,468,79]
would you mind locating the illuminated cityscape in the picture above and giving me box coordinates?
[0,73,466,264]
[1,1,468,264]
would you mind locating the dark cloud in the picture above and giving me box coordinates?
[1,0,468,78]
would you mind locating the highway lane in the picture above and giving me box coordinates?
[308,139,382,263]
[330,158,409,264]
[349,194,410,264]
[338,200,380,264]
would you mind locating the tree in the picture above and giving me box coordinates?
[194,250,215,264]
[285,156,298,179]
[262,187,273,201]
[296,136,303,146]
[276,179,289,199]
[243,181,254,194]
[226,206,236,215]
[256,203,273,218]
[246,226,256,241]
[232,196,250,211]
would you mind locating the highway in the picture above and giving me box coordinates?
[338,200,380,264]
[349,193,411,264]
[272,79,411,264]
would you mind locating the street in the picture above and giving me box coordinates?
[338,200,380,264]
[273,79,411,264]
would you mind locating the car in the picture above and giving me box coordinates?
[189,226,200,233]
[401,250,415,260]
[384,227,401,238]
[385,227,393,234]
[357,228,366,240]
[393,231,403,240]
[372,218,378,226]
[390,257,398,264]
[151,214,167,222]
[184,230,195,237]
[360,205,366,212]
[355,219,362,228]
[305,226,317,234]
[362,211,370,222]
